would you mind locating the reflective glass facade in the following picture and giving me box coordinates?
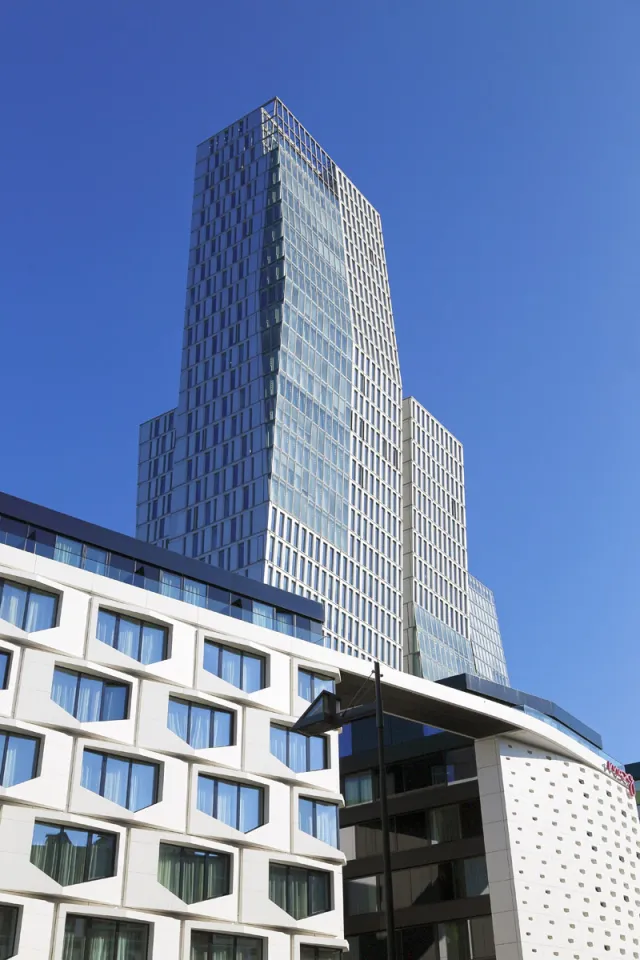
[137,98,403,666]
[402,398,508,683]
[468,574,509,685]
[135,98,507,679]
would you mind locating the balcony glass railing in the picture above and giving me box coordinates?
[0,514,323,645]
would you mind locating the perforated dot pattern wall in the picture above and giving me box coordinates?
[476,736,640,960]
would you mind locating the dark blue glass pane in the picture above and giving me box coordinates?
[221,648,242,687]
[0,583,27,628]
[84,546,108,575]
[242,654,264,693]
[81,750,103,794]
[76,676,102,721]
[299,798,314,835]
[140,624,166,664]
[97,610,117,647]
[239,785,262,832]
[25,591,57,631]
[102,684,128,721]
[213,711,232,747]
[4,734,38,786]
[203,641,221,677]
[298,670,313,701]
[197,775,215,815]
[103,757,130,807]
[129,762,157,811]
[0,652,9,689]
[308,736,326,771]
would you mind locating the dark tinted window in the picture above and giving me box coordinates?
[31,821,116,884]
[0,904,19,960]
[0,652,9,690]
[63,916,147,960]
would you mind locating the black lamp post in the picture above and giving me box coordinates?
[292,661,397,960]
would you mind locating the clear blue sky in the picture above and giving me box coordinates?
[1,1,638,760]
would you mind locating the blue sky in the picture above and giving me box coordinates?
[1,1,639,760]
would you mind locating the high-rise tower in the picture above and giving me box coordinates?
[137,99,404,667]
[402,397,508,683]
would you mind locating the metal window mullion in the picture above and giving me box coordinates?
[98,753,107,798]
[68,672,82,720]
[114,615,122,654]
[235,782,241,831]
[239,650,245,691]
[134,620,142,661]
[208,708,214,748]
[179,845,185,900]
[111,919,121,960]
[187,703,193,746]
[22,586,32,630]
[212,777,218,819]
[52,825,63,883]
[81,916,91,960]
[98,679,108,722]
[82,830,92,883]
[285,864,291,916]
[0,733,7,784]
[125,760,133,810]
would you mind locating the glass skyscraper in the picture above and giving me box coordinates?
[137,99,403,667]
[136,98,508,683]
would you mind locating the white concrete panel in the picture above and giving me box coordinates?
[125,827,239,920]
[69,738,189,832]
[15,647,137,745]
[0,803,125,904]
[194,627,293,715]
[0,638,20,718]
[85,595,197,688]
[136,680,242,771]
[0,719,72,810]
[187,763,290,852]
[0,893,55,960]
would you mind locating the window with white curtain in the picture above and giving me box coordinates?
[63,915,148,960]
[80,749,158,812]
[270,724,327,773]
[30,821,116,884]
[269,863,331,919]
[97,609,167,665]
[0,904,19,960]
[51,668,129,722]
[196,774,263,832]
[167,697,234,748]
[0,578,57,632]
[342,771,375,806]
[299,797,339,847]
[157,842,230,903]
[190,931,263,960]
[0,730,39,787]
[298,669,335,701]
[203,639,265,692]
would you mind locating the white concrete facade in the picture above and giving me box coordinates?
[0,541,345,960]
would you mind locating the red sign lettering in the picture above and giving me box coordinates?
[605,761,636,798]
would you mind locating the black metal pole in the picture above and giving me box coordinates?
[374,659,396,960]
